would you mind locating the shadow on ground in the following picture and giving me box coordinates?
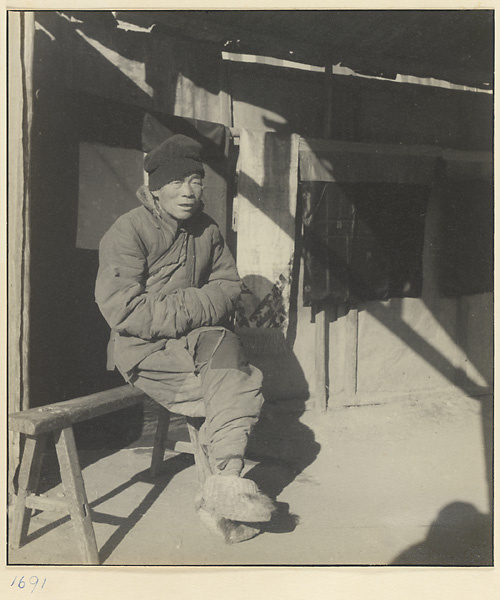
[13,453,194,565]
[11,400,184,497]
[244,407,321,535]
[390,501,493,566]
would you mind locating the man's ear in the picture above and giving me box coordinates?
[150,192,166,220]
[136,185,163,219]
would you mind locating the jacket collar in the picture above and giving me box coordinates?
[135,184,204,235]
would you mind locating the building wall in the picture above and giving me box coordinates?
[231,62,493,406]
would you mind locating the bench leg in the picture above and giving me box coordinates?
[54,427,99,565]
[150,406,171,478]
[186,418,213,485]
[10,433,48,550]
[150,409,212,484]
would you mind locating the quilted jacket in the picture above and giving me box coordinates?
[95,186,242,378]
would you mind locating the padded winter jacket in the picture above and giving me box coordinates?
[95,186,242,378]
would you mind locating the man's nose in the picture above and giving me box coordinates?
[180,181,195,196]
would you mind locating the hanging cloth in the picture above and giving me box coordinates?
[438,153,493,297]
[235,129,300,350]
[302,181,432,304]
[299,140,438,304]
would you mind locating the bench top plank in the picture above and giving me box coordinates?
[9,385,148,435]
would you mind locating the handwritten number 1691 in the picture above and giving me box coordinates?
[10,576,46,592]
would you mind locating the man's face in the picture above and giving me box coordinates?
[153,173,203,221]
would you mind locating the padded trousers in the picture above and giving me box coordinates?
[132,327,264,475]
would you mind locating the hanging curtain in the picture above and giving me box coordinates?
[76,144,145,250]
[438,155,493,297]
[235,129,300,348]
[299,141,438,304]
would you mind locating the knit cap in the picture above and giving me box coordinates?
[144,134,205,191]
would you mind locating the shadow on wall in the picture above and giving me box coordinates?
[304,224,492,399]
[236,271,308,403]
[390,502,493,566]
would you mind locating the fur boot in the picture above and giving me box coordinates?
[199,475,276,522]
[197,505,261,544]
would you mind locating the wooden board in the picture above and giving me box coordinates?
[9,385,148,435]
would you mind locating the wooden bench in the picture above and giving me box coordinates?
[8,384,211,565]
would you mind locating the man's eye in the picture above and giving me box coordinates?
[191,180,202,186]
[171,180,183,188]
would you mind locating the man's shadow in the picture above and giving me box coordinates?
[390,502,493,566]
[235,275,321,535]
[244,408,320,535]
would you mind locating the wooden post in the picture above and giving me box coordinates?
[150,406,171,478]
[314,63,333,411]
[344,307,359,398]
[324,62,333,139]
[8,11,35,499]
[314,306,328,411]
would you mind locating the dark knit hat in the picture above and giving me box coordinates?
[144,134,205,191]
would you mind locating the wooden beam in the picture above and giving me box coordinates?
[299,138,492,162]
[25,494,68,512]
[231,130,492,165]
[344,307,359,398]
[313,63,333,412]
[9,385,148,436]
[314,307,328,412]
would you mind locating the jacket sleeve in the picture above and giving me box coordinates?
[171,227,241,333]
[95,216,241,341]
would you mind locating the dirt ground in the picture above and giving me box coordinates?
[8,392,493,566]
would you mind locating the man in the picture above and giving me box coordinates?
[95,134,274,543]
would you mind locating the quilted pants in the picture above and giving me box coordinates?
[132,328,264,476]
